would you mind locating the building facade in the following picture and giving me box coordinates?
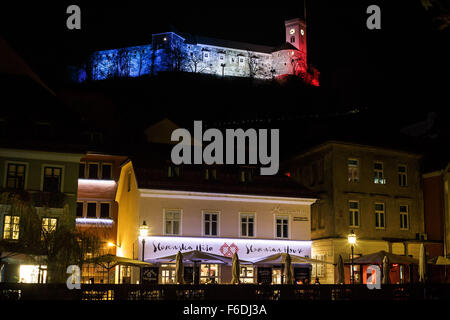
[284,141,429,284]
[423,164,450,259]
[0,148,83,283]
[74,18,319,85]
[115,161,317,284]
[75,152,127,283]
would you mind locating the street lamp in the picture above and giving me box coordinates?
[140,221,149,261]
[348,230,357,285]
[139,221,149,285]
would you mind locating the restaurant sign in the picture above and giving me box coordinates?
[142,236,311,261]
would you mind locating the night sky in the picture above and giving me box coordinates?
[1,1,448,120]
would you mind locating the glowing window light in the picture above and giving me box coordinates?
[76,218,114,225]
[78,179,117,187]
[20,265,46,283]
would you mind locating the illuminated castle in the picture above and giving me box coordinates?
[75,18,319,85]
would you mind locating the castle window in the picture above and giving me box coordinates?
[290,36,295,43]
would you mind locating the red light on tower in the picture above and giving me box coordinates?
[285,172,291,177]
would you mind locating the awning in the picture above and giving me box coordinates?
[84,254,154,269]
[152,250,250,265]
[428,256,450,265]
[344,251,418,265]
[252,253,333,265]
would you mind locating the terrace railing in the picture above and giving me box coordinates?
[0,283,449,301]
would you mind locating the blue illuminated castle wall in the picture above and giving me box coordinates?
[74,18,319,85]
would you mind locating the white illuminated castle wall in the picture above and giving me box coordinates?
[74,18,319,85]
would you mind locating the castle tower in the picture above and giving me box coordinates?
[284,18,307,66]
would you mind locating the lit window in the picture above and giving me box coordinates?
[204,212,218,236]
[204,168,217,181]
[374,162,386,184]
[348,159,359,182]
[6,163,26,189]
[200,264,219,283]
[165,210,181,235]
[400,205,409,230]
[375,203,385,229]
[43,166,62,193]
[240,266,254,283]
[3,215,20,240]
[276,216,289,238]
[240,213,255,237]
[311,254,326,277]
[240,169,252,183]
[398,165,407,187]
[161,265,175,284]
[349,201,360,227]
[41,218,57,240]
[168,165,180,178]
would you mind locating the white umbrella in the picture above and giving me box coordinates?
[419,243,427,283]
[382,255,390,284]
[337,255,345,284]
[175,251,184,284]
[285,253,294,284]
[230,253,240,284]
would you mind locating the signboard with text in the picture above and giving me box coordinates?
[141,236,311,262]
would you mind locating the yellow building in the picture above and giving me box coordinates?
[284,141,427,284]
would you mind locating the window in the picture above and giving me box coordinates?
[43,166,62,193]
[168,166,180,178]
[219,53,225,61]
[79,163,86,178]
[348,159,359,182]
[204,168,217,181]
[349,201,360,227]
[100,203,110,218]
[311,254,326,277]
[374,162,386,184]
[203,212,218,236]
[101,163,112,180]
[240,213,255,237]
[290,36,295,43]
[240,266,254,283]
[41,218,57,239]
[160,265,175,284]
[127,172,131,192]
[311,163,318,186]
[76,202,84,217]
[275,216,289,238]
[238,56,245,67]
[6,163,26,189]
[398,165,407,187]
[375,203,385,229]
[165,210,181,235]
[231,57,235,63]
[400,205,409,230]
[318,159,324,184]
[240,169,252,183]
[200,264,219,284]
[3,215,20,240]
[88,163,99,179]
[87,203,97,218]
[203,51,210,61]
